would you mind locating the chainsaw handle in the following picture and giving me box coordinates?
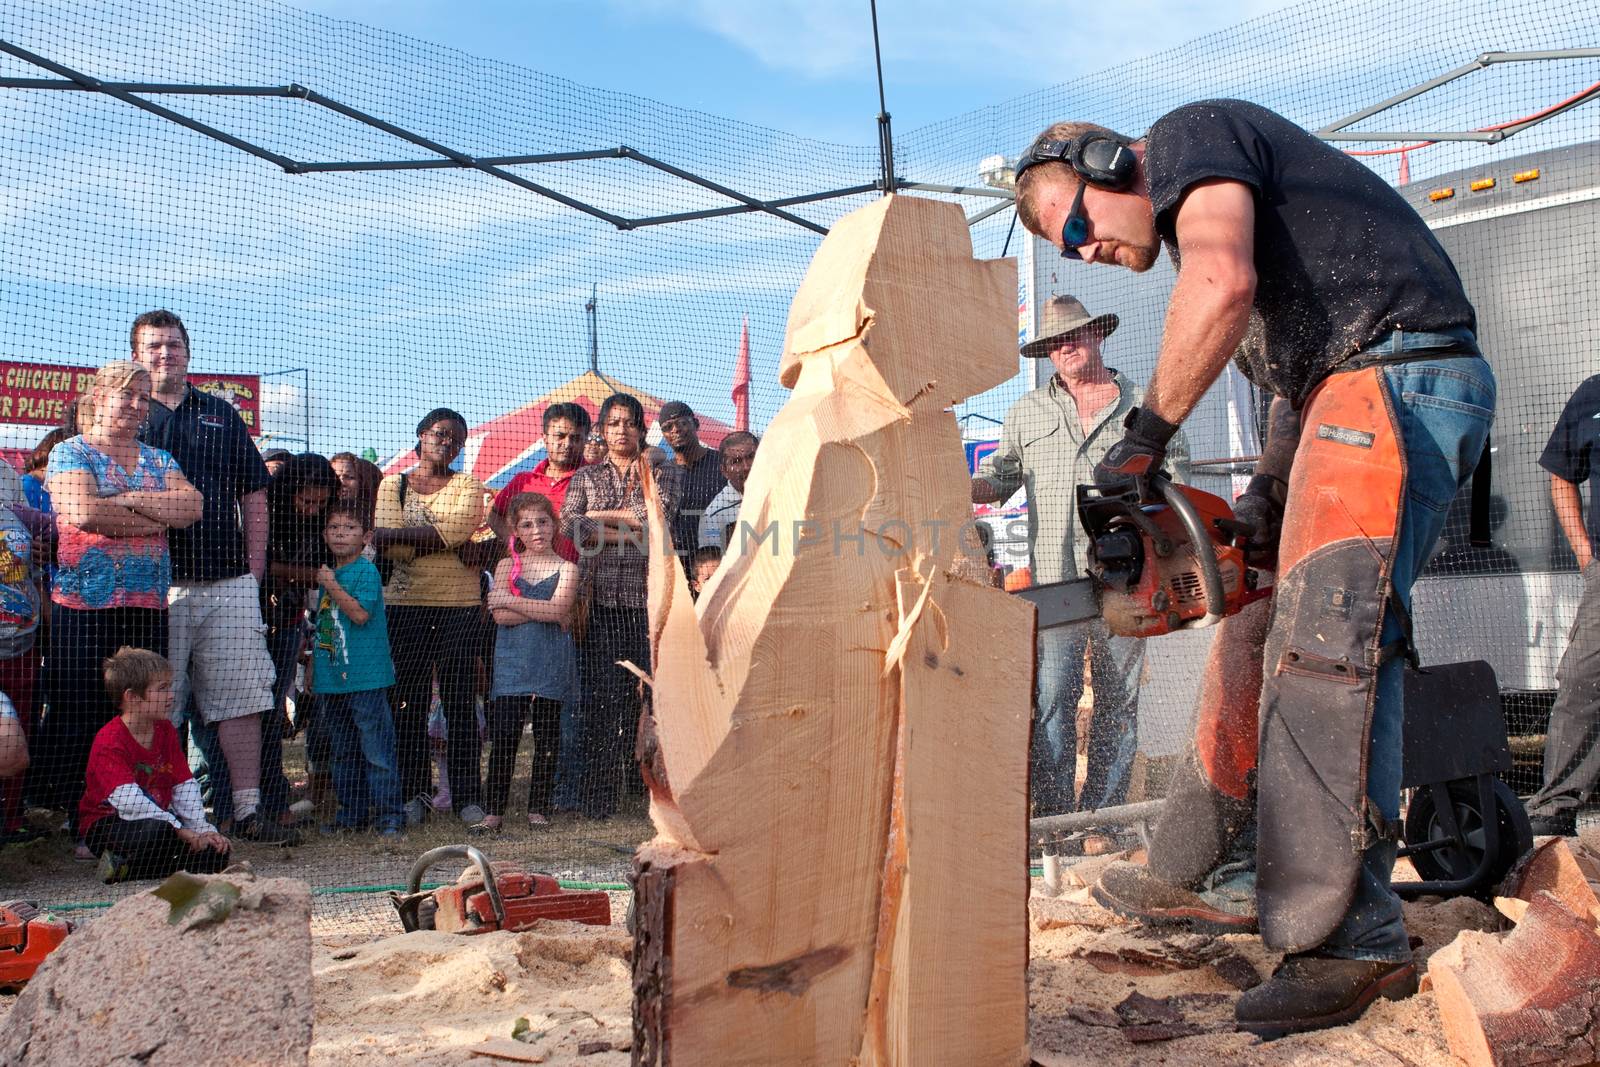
[404,845,507,931]
[1156,476,1227,628]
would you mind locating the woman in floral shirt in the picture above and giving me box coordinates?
[28,361,201,840]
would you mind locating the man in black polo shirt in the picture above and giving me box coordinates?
[1525,377,1600,836]
[131,309,296,845]
[657,401,725,556]
[1012,101,1495,1035]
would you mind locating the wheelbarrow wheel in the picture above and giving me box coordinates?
[1402,778,1533,897]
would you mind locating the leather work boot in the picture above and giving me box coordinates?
[1091,860,1258,934]
[1234,952,1419,1038]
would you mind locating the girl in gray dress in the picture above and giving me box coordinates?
[474,493,578,832]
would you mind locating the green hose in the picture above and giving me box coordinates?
[44,870,1045,915]
[39,877,633,913]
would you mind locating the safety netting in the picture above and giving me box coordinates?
[0,0,1597,937]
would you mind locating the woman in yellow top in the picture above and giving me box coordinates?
[373,407,491,828]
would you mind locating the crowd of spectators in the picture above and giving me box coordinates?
[0,309,761,876]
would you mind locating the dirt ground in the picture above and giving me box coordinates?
[4,830,1501,1065]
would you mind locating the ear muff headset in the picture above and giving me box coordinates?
[1014,132,1137,190]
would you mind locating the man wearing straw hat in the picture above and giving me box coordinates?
[972,294,1189,834]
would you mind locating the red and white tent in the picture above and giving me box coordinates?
[382,370,736,489]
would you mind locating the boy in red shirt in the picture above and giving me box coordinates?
[80,647,231,883]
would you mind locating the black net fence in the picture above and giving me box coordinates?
[0,0,1597,934]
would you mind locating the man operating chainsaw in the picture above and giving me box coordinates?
[1011,100,1495,1037]
[972,294,1189,827]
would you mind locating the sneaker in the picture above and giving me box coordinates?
[1091,860,1258,934]
[467,815,502,836]
[1235,952,1418,1038]
[404,797,428,828]
[235,813,302,847]
[458,803,488,827]
[97,850,130,884]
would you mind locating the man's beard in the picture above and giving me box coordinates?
[1116,240,1160,273]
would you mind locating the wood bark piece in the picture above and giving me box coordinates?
[1428,891,1600,1066]
[629,194,1026,1066]
[1497,838,1600,921]
[1029,894,1131,932]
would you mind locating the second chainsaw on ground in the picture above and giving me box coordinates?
[1016,474,1271,638]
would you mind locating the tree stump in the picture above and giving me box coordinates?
[629,195,1030,1066]
[1429,890,1600,1066]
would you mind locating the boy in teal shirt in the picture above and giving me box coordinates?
[314,503,401,836]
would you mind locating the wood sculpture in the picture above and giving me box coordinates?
[630,194,1032,1066]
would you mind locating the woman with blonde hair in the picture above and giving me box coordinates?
[26,360,202,849]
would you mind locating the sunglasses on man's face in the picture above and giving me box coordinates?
[1059,181,1090,260]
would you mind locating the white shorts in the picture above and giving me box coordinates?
[168,574,276,725]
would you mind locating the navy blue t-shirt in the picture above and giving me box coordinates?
[141,386,271,583]
[1540,374,1600,553]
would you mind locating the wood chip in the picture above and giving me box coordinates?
[469,1039,548,1063]
[1064,1004,1122,1029]
[1114,991,1184,1026]
[576,1040,612,1055]
[1209,952,1262,991]
[1123,1022,1208,1043]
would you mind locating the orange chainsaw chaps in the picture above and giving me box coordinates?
[1192,595,1274,800]
[1276,368,1404,576]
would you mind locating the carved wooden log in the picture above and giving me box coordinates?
[1429,891,1600,1067]
[1497,837,1600,923]
[629,194,1030,1066]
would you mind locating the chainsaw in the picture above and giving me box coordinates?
[0,900,72,993]
[1014,474,1271,637]
[390,845,611,935]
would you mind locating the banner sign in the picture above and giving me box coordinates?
[0,359,262,435]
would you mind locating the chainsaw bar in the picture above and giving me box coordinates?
[1013,577,1103,631]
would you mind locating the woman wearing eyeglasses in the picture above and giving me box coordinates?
[373,408,490,828]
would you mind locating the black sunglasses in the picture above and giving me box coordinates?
[1059,182,1090,260]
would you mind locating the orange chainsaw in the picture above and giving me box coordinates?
[0,900,72,993]
[1014,474,1271,637]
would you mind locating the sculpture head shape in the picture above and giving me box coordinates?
[778,195,1018,409]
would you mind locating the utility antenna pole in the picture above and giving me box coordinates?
[869,0,895,195]
[585,284,599,372]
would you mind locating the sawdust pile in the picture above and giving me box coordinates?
[311,924,634,1065]
[299,873,1504,1065]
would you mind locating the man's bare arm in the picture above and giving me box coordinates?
[242,489,268,582]
[1552,473,1591,569]
[1143,179,1258,425]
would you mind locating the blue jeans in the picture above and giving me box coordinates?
[1322,356,1496,961]
[323,689,404,832]
[1033,621,1141,817]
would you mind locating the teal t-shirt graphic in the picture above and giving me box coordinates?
[313,556,396,694]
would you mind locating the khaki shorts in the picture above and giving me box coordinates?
[168,574,276,725]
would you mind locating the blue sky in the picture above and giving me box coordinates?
[291,0,1307,144]
[3,0,1595,465]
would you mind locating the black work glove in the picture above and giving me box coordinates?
[1232,472,1287,565]
[1092,406,1181,495]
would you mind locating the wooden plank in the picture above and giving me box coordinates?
[1429,891,1600,1066]
[630,194,1026,1067]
